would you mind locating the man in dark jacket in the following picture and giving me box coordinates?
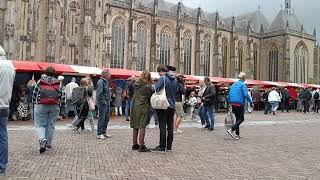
[281,88,290,112]
[300,87,312,114]
[202,77,216,131]
[125,76,136,121]
[174,75,186,133]
[96,70,111,140]
[262,89,270,114]
[153,65,178,151]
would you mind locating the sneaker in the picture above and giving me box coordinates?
[0,169,5,175]
[235,135,241,139]
[46,145,53,151]
[208,128,214,131]
[39,139,47,154]
[152,146,165,152]
[132,144,139,150]
[126,119,130,122]
[80,129,85,134]
[97,134,106,140]
[104,134,111,138]
[66,124,74,128]
[138,145,151,152]
[226,129,237,140]
[73,127,80,133]
[177,129,183,133]
[166,147,172,151]
[197,120,201,123]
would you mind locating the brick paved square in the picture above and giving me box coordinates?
[2,112,320,179]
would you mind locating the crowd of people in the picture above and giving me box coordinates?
[1,46,320,174]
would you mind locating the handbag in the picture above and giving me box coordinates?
[87,97,95,111]
[150,77,170,109]
[224,106,235,129]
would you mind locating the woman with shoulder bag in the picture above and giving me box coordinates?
[73,79,90,133]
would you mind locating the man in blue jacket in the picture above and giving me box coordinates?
[153,65,178,151]
[226,72,253,140]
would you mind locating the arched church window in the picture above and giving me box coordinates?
[111,17,126,68]
[238,41,244,72]
[183,31,192,75]
[294,43,308,83]
[203,35,211,76]
[136,22,147,71]
[160,26,171,66]
[253,43,258,80]
[222,38,228,77]
[269,43,279,81]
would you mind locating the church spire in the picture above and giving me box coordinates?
[285,0,291,9]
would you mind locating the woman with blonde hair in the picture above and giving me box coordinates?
[130,70,153,152]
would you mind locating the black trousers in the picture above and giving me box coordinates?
[302,99,310,113]
[314,100,319,113]
[156,108,174,150]
[282,99,289,112]
[231,106,245,136]
[76,102,89,130]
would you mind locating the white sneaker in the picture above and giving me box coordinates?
[66,124,74,128]
[104,134,111,138]
[201,125,207,128]
[197,120,201,123]
[177,129,183,133]
[97,134,106,140]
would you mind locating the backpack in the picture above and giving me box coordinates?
[314,92,319,100]
[39,79,61,105]
[71,87,87,106]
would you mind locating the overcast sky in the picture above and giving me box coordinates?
[166,0,320,37]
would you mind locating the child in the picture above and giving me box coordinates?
[188,92,197,121]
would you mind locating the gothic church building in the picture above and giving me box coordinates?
[0,0,319,83]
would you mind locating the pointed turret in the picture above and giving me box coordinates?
[260,24,264,34]
[313,28,317,38]
[300,24,304,33]
[231,16,236,33]
[197,7,202,25]
[215,11,219,29]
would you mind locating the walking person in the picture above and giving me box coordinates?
[96,70,112,140]
[125,76,135,121]
[197,81,207,127]
[114,86,123,116]
[153,65,178,151]
[0,58,16,175]
[202,77,216,131]
[33,67,66,153]
[281,88,290,112]
[174,74,186,134]
[85,75,95,130]
[268,87,281,115]
[226,72,253,140]
[27,77,36,120]
[300,87,312,114]
[188,92,197,121]
[130,70,153,152]
[262,89,270,114]
[313,89,320,113]
[73,79,91,133]
[65,77,78,117]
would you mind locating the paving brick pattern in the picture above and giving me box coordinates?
[3,112,320,179]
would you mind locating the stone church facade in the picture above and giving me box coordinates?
[0,0,319,83]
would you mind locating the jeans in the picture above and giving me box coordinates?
[125,99,132,120]
[97,104,110,135]
[156,108,174,150]
[34,104,60,146]
[203,105,215,129]
[264,101,270,114]
[270,101,279,112]
[302,99,310,113]
[231,105,245,136]
[198,105,207,125]
[0,109,9,170]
